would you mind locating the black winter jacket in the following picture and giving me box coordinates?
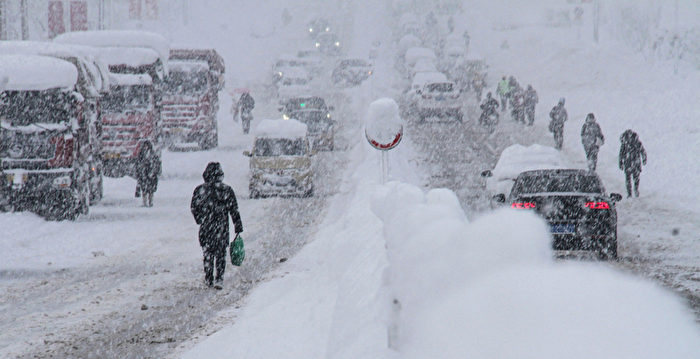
[191,163,243,249]
[619,130,647,173]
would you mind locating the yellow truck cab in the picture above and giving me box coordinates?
[244,119,313,198]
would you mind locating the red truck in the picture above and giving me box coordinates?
[54,30,170,178]
[0,55,96,220]
[162,49,224,150]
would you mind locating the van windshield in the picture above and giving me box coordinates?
[0,90,73,126]
[163,71,208,94]
[101,85,152,112]
[254,138,306,156]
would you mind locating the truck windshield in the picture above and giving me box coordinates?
[0,90,72,126]
[101,85,152,112]
[254,138,306,156]
[163,71,208,94]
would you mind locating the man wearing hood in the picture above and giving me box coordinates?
[581,113,605,171]
[191,162,244,289]
[619,130,647,197]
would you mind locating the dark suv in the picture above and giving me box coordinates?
[493,169,622,259]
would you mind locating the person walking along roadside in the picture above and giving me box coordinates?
[191,162,244,289]
[619,130,647,198]
[548,98,568,150]
[581,113,605,172]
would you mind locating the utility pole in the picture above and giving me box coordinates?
[99,0,105,30]
[593,0,600,44]
[0,0,5,40]
[20,0,28,40]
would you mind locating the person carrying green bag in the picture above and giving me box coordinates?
[230,234,245,266]
[191,162,244,290]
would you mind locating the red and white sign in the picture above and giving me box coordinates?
[365,98,404,151]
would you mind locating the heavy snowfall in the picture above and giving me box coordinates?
[1,0,700,358]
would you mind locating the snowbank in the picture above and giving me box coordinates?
[0,55,77,91]
[253,119,307,139]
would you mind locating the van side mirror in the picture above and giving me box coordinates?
[492,194,506,203]
[243,151,252,157]
[610,193,622,202]
[481,170,493,178]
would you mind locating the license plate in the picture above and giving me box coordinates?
[104,152,121,160]
[551,224,575,234]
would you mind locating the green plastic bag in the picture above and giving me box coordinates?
[230,234,245,266]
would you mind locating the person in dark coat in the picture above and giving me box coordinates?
[479,92,499,125]
[510,85,525,123]
[191,162,244,288]
[135,144,161,207]
[618,130,647,197]
[581,113,605,172]
[524,85,538,126]
[548,98,568,150]
[237,92,255,134]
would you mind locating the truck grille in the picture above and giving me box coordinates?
[102,124,138,141]
[162,103,198,128]
[0,133,56,160]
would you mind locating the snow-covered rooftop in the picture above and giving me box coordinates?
[108,73,153,87]
[0,55,77,91]
[254,119,308,139]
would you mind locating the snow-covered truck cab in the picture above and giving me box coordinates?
[55,30,170,178]
[100,73,157,177]
[0,55,92,220]
[162,49,225,150]
[244,119,314,199]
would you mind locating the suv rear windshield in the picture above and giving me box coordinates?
[101,85,152,112]
[254,138,306,156]
[0,90,73,126]
[425,83,453,93]
[512,173,604,194]
[285,97,326,110]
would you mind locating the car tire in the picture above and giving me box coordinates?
[303,186,314,198]
[598,236,618,260]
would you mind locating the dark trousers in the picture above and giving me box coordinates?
[624,170,641,197]
[202,245,227,285]
[499,94,507,110]
[526,106,535,125]
[585,146,599,172]
[553,128,564,149]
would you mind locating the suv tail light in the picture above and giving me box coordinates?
[512,202,536,209]
[585,202,610,209]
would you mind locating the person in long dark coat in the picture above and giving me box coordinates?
[549,98,568,150]
[191,162,243,288]
[581,113,605,172]
[135,144,161,207]
[619,129,647,197]
[524,85,538,126]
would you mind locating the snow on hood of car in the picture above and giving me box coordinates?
[0,55,77,91]
[254,119,308,139]
[95,47,161,68]
[54,30,170,65]
[492,144,567,182]
[108,72,153,87]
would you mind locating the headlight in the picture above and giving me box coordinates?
[326,113,331,118]
[309,28,313,33]
[334,41,340,47]
[277,71,283,76]
[282,114,290,120]
[325,27,330,32]
[315,42,320,48]
[53,176,72,188]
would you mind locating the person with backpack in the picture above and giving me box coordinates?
[581,113,605,172]
[524,85,538,126]
[548,98,568,150]
[619,130,647,198]
[191,162,244,289]
[135,144,161,207]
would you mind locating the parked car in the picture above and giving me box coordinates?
[493,169,622,259]
[332,58,373,86]
[414,81,463,121]
[0,55,96,220]
[162,48,224,150]
[244,119,314,198]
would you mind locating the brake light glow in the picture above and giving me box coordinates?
[512,202,536,209]
[585,202,610,209]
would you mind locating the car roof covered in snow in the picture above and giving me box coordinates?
[108,72,153,87]
[254,119,308,139]
[405,47,437,64]
[169,60,209,73]
[54,30,170,65]
[91,47,161,68]
[280,66,311,79]
[0,55,77,91]
[492,144,567,182]
[411,71,448,87]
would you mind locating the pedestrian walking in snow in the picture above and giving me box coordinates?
[548,98,568,150]
[618,130,647,198]
[497,76,510,111]
[238,91,255,134]
[581,113,605,172]
[510,85,525,123]
[524,85,538,126]
[135,144,161,207]
[191,162,244,289]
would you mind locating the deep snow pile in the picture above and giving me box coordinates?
[183,135,700,359]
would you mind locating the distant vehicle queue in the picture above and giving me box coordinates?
[0,30,224,220]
